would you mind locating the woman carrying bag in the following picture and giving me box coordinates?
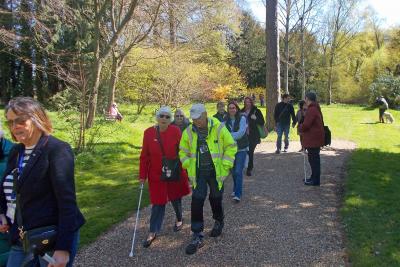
[0,97,85,267]
[241,97,265,176]
[139,106,190,248]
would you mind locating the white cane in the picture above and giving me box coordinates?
[303,150,307,182]
[129,182,144,257]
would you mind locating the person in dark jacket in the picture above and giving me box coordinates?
[376,96,389,123]
[0,97,85,267]
[273,94,296,154]
[0,123,13,267]
[241,97,265,176]
[299,92,325,186]
[172,109,190,132]
[213,102,227,122]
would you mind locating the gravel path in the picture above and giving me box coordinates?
[75,140,356,267]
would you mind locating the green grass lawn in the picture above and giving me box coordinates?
[1,103,400,266]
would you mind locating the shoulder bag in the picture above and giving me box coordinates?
[156,127,180,182]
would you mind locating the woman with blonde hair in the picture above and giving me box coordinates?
[0,97,85,267]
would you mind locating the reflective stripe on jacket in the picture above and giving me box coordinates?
[179,117,237,190]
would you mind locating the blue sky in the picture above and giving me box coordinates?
[248,0,400,28]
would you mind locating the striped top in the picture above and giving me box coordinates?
[3,145,35,223]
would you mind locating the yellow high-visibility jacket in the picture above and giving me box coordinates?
[179,117,237,190]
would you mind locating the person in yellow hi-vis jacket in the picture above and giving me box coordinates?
[179,103,237,255]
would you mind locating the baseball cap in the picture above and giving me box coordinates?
[190,103,206,119]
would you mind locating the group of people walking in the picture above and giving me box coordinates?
[139,92,325,255]
[0,92,326,264]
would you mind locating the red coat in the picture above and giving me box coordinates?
[139,125,190,205]
[299,102,325,148]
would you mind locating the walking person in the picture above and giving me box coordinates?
[139,106,190,248]
[0,97,85,267]
[293,100,306,152]
[172,109,190,132]
[273,94,296,154]
[213,101,227,122]
[299,92,325,186]
[179,104,236,255]
[241,97,265,176]
[225,101,248,203]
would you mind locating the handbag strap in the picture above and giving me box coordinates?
[155,126,166,158]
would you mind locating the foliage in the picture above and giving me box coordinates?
[369,75,400,107]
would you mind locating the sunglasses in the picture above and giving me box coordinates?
[175,115,184,118]
[6,115,30,128]
[159,114,171,119]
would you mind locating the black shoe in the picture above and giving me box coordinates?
[173,221,183,232]
[210,220,224,237]
[185,234,204,255]
[304,180,320,186]
[275,150,280,154]
[142,233,157,248]
[246,169,252,176]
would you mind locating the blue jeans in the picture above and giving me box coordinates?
[149,199,182,233]
[276,123,290,151]
[232,151,247,198]
[7,231,79,267]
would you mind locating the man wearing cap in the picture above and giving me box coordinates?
[179,103,237,255]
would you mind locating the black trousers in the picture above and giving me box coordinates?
[191,169,224,234]
[307,147,321,184]
[247,141,258,171]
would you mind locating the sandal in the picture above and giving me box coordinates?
[142,233,157,248]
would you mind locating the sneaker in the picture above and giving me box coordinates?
[210,220,224,237]
[230,192,235,197]
[233,196,240,203]
[283,148,288,153]
[185,234,204,255]
[275,150,280,154]
[142,233,157,248]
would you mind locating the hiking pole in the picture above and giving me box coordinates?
[129,182,144,257]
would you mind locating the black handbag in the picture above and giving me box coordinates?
[156,126,180,182]
[12,151,58,256]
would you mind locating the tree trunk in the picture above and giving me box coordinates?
[327,51,335,105]
[283,0,290,94]
[266,0,281,130]
[300,16,306,99]
[108,53,124,110]
[168,0,176,47]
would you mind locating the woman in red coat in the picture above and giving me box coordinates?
[299,92,325,186]
[139,106,190,248]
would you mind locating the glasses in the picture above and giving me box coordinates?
[175,115,184,118]
[228,106,237,110]
[159,114,171,119]
[6,115,30,128]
